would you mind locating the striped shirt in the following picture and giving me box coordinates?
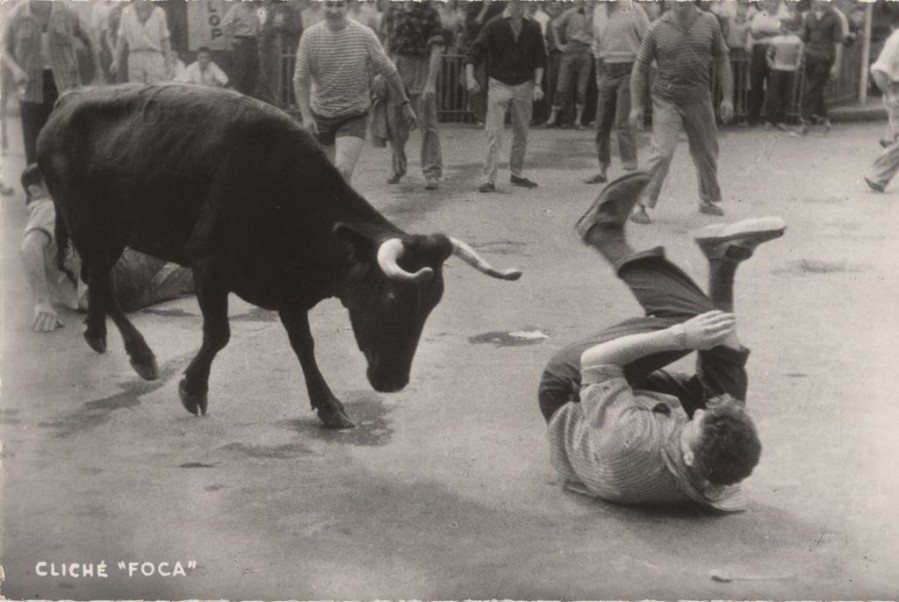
[2,1,84,103]
[547,363,744,512]
[294,20,401,118]
[635,9,728,104]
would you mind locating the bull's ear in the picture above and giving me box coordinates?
[333,223,377,259]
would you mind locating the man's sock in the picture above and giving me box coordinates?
[708,258,738,313]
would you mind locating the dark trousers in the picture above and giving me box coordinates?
[230,37,260,97]
[766,69,796,125]
[20,70,59,165]
[800,54,833,122]
[748,44,770,125]
[594,60,637,168]
[538,249,749,422]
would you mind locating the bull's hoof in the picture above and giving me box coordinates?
[130,353,159,381]
[179,379,208,416]
[317,405,355,430]
[84,331,107,354]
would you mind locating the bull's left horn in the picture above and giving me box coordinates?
[377,238,434,282]
[450,237,522,281]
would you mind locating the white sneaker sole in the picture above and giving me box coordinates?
[694,216,787,245]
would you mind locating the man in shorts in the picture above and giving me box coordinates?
[293,0,417,184]
[539,172,786,511]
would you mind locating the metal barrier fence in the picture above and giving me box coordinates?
[275,48,863,125]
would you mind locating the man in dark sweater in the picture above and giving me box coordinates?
[796,0,844,135]
[465,0,547,193]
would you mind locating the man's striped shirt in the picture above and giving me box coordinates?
[293,20,399,118]
[547,363,744,512]
[635,10,728,105]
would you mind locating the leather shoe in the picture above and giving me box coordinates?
[510,175,538,188]
[584,173,608,184]
[629,205,651,224]
[699,201,725,216]
[865,177,885,193]
[478,182,496,193]
[574,171,651,240]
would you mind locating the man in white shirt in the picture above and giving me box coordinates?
[111,0,173,84]
[176,47,229,88]
[864,16,899,192]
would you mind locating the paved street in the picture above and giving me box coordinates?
[2,112,898,600]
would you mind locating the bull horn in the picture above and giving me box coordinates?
[377,238,434,282]
[450,237,522,281]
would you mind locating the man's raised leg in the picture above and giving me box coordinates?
[690,216,787,401]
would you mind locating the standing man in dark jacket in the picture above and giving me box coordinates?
[465,0,547,193]
[796,0,844,135]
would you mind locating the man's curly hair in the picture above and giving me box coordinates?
[694,395,762,486]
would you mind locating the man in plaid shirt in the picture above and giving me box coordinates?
[2,0,102,164]
[539,172,786,512]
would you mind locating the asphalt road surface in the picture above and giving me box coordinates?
[2,112,898,600]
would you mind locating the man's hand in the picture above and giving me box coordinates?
[628,107,644,132]
[719,99,734,124]
[423,83,436,102]
[109,60,119,77]
[301,115,318,135]
[11,65,28,87]
[466,73,480,94]
[830,62,840,78]
[32,302,63,333]
[402,103,419,131]
[533,85,544,102]
[679,310,736,350]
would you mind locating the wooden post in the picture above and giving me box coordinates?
[859,2,873,105]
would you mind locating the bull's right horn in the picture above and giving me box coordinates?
[450,237,522,281]
[377,238,435,282]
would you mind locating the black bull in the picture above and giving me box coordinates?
[37,85,521,429]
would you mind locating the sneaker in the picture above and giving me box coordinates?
[621,161,638,171]
[584,172,608,185]
[864,177,885,193]
[425,178,439,190]
[540,119,558,129]
[478,182,496,193]
[699,201,725,216]
[694,216,787,261]
[574,122,585,131]
[574,171,652,241]
[386,174,402,185]
[510,175,538,188]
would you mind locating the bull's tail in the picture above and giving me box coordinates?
[54,210,78,287]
